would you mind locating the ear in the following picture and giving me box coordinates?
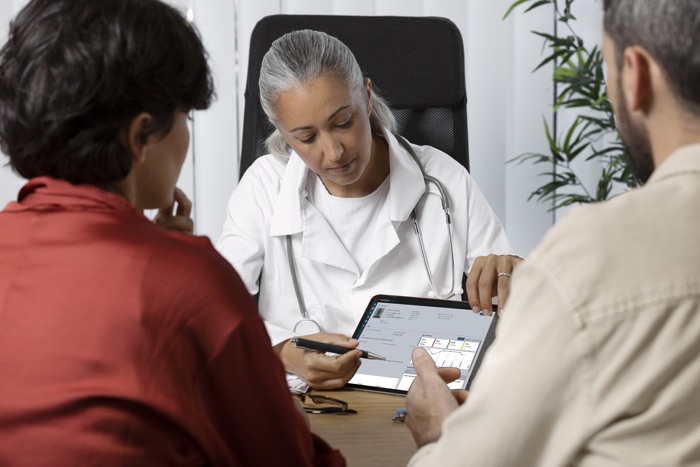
[364,78,373,115]
[126,112,154,163]
[621,46,653,114]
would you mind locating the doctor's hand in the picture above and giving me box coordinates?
[405,347,468,448]
[466,254,524,316]
[277,333,362,390]
[154,187,194,234]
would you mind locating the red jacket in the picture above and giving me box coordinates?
[0,177,344,467]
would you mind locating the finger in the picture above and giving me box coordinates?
[411,347,441,380]
[155,214,194,234]
[327,358,362,388]
[306,332,359,349]
[310,372,358,390]
[173,187,193,217]
[305,355,362,389]
[156,198,176,217]
[496,255,521,315]
[495,255,511,315]
[465,257,484,313]
[331,348,363,370]
[497,275,510,316]
[436,367,462,385]
[451,389,469,405]
[477,255,498,315]
[302,347,361,372]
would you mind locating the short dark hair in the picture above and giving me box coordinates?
[603,0,700,116]
[0,0,214,184]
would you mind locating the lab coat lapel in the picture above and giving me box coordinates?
[269,153,358,274]
[385,131,425,224]
[357,132,426,285]
[300,202,358,274]
[269,153,306,236]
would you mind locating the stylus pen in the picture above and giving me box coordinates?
[290,337,386,360]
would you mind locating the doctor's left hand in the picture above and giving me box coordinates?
[154,187,194,234]
[466,254,523,316]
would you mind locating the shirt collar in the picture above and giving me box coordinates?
[648,143,700,185]
[268,129,426,237]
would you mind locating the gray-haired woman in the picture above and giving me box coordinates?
[217,29,521,389]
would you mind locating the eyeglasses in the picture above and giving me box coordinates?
[295,393,357,415]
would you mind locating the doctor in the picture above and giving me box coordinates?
[217,29,521,389]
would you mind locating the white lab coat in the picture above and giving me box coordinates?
[217,130,515,345]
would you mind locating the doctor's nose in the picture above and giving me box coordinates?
[322,135,344,161]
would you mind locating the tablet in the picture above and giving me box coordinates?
[345,294,498,396]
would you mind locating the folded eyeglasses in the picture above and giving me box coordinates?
[295,393,357,415]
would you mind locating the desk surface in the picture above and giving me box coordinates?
[309,389,417,467]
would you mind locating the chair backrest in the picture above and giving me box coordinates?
[239,14,469,179]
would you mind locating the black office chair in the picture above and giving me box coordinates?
[239,14,469,179]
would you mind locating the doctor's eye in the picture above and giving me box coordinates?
[299,134,317,145]
[336,118,352,129]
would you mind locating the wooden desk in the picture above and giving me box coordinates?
[308,389,416,467]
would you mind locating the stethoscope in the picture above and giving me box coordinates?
[287,134,459,334]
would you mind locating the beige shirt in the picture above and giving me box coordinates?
[409,144,700,467]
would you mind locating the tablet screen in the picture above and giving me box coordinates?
[345,295,497,395]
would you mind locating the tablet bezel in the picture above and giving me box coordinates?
[344,294,498,396]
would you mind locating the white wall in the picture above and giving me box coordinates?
[0,0,605,256]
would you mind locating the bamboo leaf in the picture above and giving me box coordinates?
[568,142,591,160]
[503,0,539,19]
[524,0,551,13]
[562,117,581,153]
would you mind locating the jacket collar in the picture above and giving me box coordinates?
[268,129,425,237]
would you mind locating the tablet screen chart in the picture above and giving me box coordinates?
[416,336,480,370]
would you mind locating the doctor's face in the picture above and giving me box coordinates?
[272,75,374,196]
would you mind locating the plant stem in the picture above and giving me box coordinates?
[552,0,558,222]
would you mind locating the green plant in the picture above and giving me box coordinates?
[505,0,639,211]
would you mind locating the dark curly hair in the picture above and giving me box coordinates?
[0,0,214,184]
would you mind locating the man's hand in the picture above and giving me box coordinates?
[276,332,362,390]
[466,254,524,315]
[405,347,468,448]
[154,187,194,234]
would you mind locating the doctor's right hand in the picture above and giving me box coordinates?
[277,333,362,390]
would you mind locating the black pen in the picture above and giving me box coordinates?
[290,337,386,360]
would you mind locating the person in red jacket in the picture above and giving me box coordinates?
[0,1,344,466]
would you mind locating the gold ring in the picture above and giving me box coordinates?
[497,272,511,278]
